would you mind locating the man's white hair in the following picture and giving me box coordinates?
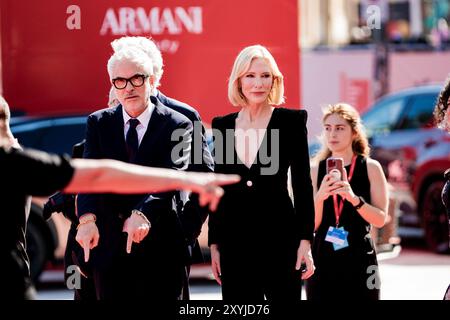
[107,47,154,79]
[111,37,163,87]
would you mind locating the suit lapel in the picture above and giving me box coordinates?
[112,105,129,162]
[136,98,168,164]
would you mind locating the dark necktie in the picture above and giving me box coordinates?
[126,118,140,163]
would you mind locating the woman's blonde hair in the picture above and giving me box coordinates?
[313,103,370,163]
[228,45,284,107]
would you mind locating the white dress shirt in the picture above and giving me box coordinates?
[122,102,155,146]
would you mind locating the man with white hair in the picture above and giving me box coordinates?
[111,37,214,299]
[76,47,194,300]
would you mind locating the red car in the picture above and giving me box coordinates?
[362,84,449,253]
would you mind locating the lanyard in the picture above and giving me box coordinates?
[333,155,357,227]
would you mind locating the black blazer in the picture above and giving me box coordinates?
[156,90,214,246]
[77,97,193,268]
[208,108,314,255]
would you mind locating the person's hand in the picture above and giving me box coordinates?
[122,211,151,254]
[75,221,99,262]
[210,244,222,285]
[316,173,340,202]
[295,240,315,280]
[330,169,357,203]
[183,172,240,211]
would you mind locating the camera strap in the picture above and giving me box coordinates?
[333,154,357,227]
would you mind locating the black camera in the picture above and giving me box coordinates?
[43,192,77,222]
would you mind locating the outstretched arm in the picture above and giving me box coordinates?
[65,158,239,211]
[72,158,239,261]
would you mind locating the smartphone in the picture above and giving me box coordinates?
[326,157,344,181]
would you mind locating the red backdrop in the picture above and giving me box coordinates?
[1,0,300,124]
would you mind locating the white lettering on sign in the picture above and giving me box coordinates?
[66,5,81,30]
[100,7,203,36]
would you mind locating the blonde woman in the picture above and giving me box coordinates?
[208,45,315,300]
[306,103,388,300]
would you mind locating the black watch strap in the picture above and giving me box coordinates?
[354,196,366,210]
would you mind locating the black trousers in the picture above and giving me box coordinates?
[220,249,302,301]
[92,259,185,300]
[90,232,186,301]
[5,244,36,300]
[64,223,97,300]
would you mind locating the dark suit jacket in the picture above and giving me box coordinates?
[208,108,314,266]
[77,97,193,271]
[156,91,214,253]
[156,91,214,172]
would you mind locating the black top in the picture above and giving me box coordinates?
[307,156,379,300]
[307,155,379,300]
[208,108,315,252]
[315,155,373,251]
[0,146,74,298]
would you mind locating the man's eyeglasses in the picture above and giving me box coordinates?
[112,74,149,90]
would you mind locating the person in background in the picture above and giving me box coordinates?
[433,77,450,300]
[0,95,238,300]
[307,103,388,300]
[209,45,315,301]
[108,87,120,108]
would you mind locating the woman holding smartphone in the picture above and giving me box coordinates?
[306,103,388,300]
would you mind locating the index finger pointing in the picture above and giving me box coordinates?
[83,243,90,263]
[209,196,219,212]
[126,232,133,254]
